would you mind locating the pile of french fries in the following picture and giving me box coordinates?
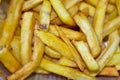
[0,0,120,80]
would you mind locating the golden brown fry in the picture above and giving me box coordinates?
[40,58,97,80]
[39,0,51,30]
[21,12,35,65]
[99,67,119,76]
[116,0,120,15]
[23,0,43,11]
[93,0,108,44]
[106,4,115,14]
[73,41,99,71]
[49,25,86,41]
[35,30,73,60]
[49,0,75,27]
[0,48,22,73]
[103,16,120,37]
[45,46,61,59]
[55,25,85,71]
[58,57,77,68]
[74,13,101,58]
[0,0,24,46]
[109,0,115,4]
[10,36,21,63]
[8,37,45,80]
[85,0,98,6]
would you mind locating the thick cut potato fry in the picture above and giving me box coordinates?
[97,30,120,71]
[8,37,45,80]
[74,13,101,58]
[116,0,120,15]
[85,0,97,6]
[49,0,75,27]
[10,36,21,63]
[35,30,73,60]
[107,52,120,66]
[73,41,99,71]
[45,46,61,59]
[93,0,108,44]
[49,25,86,41]
[55,25,85,71]
[0,0,23,46]
[58,57,77,68]
[39,0,51,30]
[21,12,35,65]
[0,48,22,73]
[40,58,97,80]
[99,67,119,76]
[23,0,43,11]
[103,16,120,37]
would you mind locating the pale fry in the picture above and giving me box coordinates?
[39,0,51,30]
[103,16,120,37]
[93,0,108,44]
[40,58,97,80]
[55,25,85,71]
[49,25,86,41]
[8,37,45,80]
[23,0,43,11]
[35,30,73,60]
[73,41,99,71]
[21,12,35,65]
[49,0,75,27]
[45,46,61,59]
[10,36,21,63]
[74,13,101,58]
[0,0,24,46]
[0,48,22,73]
[58,57,77,68]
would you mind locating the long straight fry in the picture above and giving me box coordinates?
[0,0,23,46]
[55,25,85,71]
[93,0,108,44]
[40,58,97,80]
[74,13,101,58]
[49,0,75,27]
[39,0,51,30]
[21,12,35,65]
[116,0,120,15]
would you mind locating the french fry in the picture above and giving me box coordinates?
[0,48,22,73]
[93,0,108,44]
[51,17,63,25]
[21,12,35,65]
[35,30,73,60]
[103,16,120,37]
[0,0,24,46]
[55,25,85,71]
[34,67,50,74]
[50,9,58,21]
[49,0,75,27]
[39,0,51,30]
[73,41,99,71]
[74,13,101,58]
[49,25,86,41]
[62,0,81,10]
[107,52,120,66]
[40,58,97,80]
[10,36,21,63]
[58,57,77,68]
[99,67,119,76]
[22,0,43,11]
[45,46,61,59]
[97,30,120,72]
[85,0,98,6]
[8,37,45,80]
[79,2,95,17]
[14,26,21,36]
[116,0,120,15]
[109,0,115,4]
[32,4,42,12]
[106,4,115,14]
